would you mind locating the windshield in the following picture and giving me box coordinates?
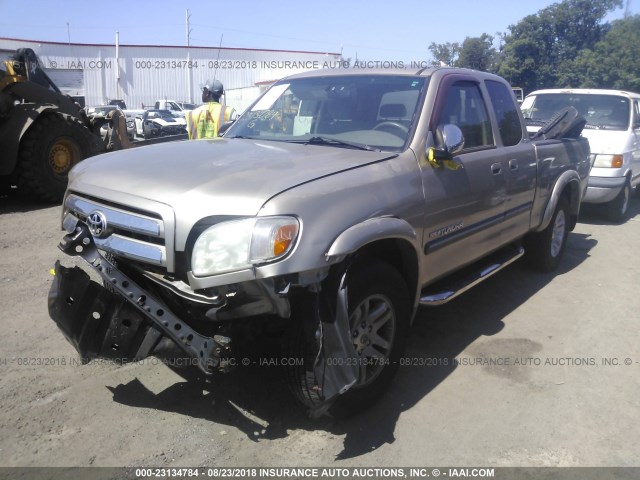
[522,93,631,130]
[149,110,175,119]
[226,74,428,152]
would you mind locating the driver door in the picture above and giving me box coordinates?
[421,76,507,283]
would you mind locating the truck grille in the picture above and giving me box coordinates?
[64,193,169,270]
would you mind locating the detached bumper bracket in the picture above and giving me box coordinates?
[55,221,223,374]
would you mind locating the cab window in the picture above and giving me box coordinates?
[435,81,494,149]
[485,80,523,146]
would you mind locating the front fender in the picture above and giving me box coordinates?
[326,216,418,258]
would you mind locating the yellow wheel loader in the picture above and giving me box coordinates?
[0,48,186,203]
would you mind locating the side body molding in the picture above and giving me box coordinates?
[326,217,418,258]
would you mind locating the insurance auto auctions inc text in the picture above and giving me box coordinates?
[261,60,430,70]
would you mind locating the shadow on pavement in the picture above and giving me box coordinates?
[106,231,597,460]
[578,195,640,226]
[0,190,59,214]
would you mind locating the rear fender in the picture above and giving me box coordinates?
[534,170,582,232]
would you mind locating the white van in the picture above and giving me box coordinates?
[522,89,640,222]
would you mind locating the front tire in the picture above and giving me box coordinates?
[606,179,630,223]
[16,113,101,203]
[288,260,410,417]
[524,196,570,272]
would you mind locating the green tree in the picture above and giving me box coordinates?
[456,34,496,71]
[497,0,622,92]
[428,42,460,66]
[572,15,640,90]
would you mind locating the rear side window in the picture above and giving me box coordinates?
[485,80,522,146]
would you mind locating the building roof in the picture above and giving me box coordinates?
[0,37,341,57]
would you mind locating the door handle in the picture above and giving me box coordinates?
[491,163,502,175]
[509,159,519,171]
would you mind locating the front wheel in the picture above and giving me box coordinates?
[606,179,631,223]
[16,113,101,203]
[524,196,570,272]
[288,260,410,417]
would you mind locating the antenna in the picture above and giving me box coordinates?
[212,34,224,104]
[213,34,223,80]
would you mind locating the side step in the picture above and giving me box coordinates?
[419,245,524,306]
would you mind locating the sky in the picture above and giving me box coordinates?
[0,0,636,61]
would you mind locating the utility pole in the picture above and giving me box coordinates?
[115,31,121,100]
[66,22,72,56]
[186,8,191,47]
[624,0,631,18]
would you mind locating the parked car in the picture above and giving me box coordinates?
[84,104,118,119]
[177,102,197,111]
[522,88,640,222]
[85,105,134,141]
[50,68,590,418]
[135,109,187,139]
[154,100,192,117]
[108,99,127,110]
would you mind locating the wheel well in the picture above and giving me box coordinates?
[348,238,419,308]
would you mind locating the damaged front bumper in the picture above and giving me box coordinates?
[48,217,361,417]
[48,220,231,374]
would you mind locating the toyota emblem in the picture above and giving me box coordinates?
[87,211,108,238]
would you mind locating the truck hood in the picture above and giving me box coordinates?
[69,138,395,217]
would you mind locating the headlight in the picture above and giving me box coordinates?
[592,154,623,168]
[191,216,300,277]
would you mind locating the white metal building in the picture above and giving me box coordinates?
[1,37,343,112]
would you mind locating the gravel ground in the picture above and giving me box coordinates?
[1,193,639,469]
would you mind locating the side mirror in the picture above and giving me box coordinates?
[427,124,465,170]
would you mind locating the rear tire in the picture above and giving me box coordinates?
[288,260,410,418]
[0,175,14,197]
[16,113,102,203]
[606,179,631,223]
[524,196,569,272]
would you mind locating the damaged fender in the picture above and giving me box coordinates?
[308,268,360,417]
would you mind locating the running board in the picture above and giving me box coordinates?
[419,245,524,306]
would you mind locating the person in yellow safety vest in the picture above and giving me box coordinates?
[186,79,237,139]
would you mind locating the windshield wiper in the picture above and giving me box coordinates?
[585,124,624,130]
[295,136,378,151]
